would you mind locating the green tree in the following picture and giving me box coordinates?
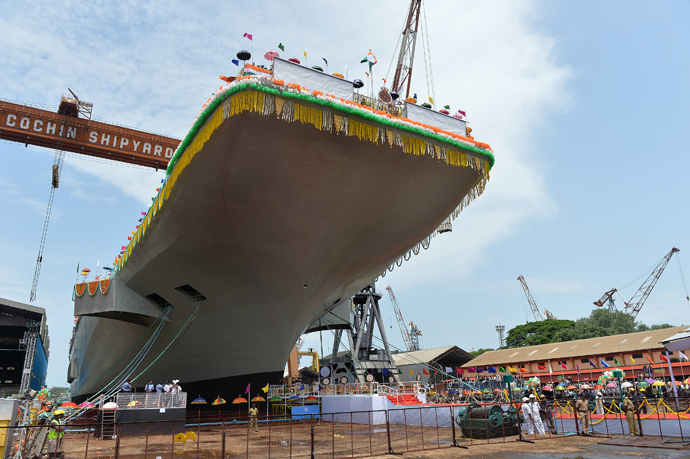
[505,320,576,348]
[470,348,494,357]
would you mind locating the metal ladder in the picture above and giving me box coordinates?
[19,331,38,394]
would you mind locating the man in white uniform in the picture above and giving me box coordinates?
[521,397,534,434]
[528,394,545,434]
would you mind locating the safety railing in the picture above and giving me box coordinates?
[4,399,689,459]
[114,392,187,409]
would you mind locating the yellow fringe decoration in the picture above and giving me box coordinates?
[348,119,379,144]
[116,88,492,271]
[294,103,322,130]
[275,97,284,117]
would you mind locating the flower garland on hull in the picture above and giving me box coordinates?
[113,76,495,275]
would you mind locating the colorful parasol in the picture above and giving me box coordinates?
[191,396,206,421]
[305,395,317,401]
[566,385,577,390]
[232,397,247,404]
[78,401,95,408]
[251,396,266,402]
[555,386,565,390]
[542,385,553,391]
[269,396,282,402]
[606,382,617,388]
[60,402,78,409]
[594,384,604,389]
[264,50,279,61]
[652,381,666,387]
[288,57,301,64]
[332,72,344,78]
[580,384,591,390]
[621,382,633,388]
[212,397,226,405]
[637,381,649,387]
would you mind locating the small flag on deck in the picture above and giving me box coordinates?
[600,359,610,368]
[243,33,253,40]
[278,43,284,51]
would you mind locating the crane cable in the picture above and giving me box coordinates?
[29,149,65,302]
[420,2,436,108]
[676,254,690,302]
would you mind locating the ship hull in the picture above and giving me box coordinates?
[70,90,488,400]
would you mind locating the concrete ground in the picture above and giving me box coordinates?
[371,435,690,459]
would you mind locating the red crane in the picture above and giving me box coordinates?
[594,247,686,318]
[391,0,422,100]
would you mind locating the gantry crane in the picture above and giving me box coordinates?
[1,93,180,301]
[385,285,422,351]
[517,275,557,321]
[594,247,687,318]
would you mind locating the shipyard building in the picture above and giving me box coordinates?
[0,297,50,397]
[463,325,690,382]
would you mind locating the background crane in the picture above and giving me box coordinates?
[1,92,180,301]
[385,285,422,351]
[517,275,557,321]
[594,247,689,318]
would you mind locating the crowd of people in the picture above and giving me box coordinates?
[120,379,182,393]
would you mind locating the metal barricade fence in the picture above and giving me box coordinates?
[2,399,689,458]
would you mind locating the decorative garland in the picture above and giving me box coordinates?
[114,77,495,274]
[74,278,112,298]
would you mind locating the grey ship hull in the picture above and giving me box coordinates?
[69,94,487,401]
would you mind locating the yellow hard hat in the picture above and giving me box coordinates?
[53,410,65,415]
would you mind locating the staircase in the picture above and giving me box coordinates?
[100,410,116,439]
[386,394,421,405]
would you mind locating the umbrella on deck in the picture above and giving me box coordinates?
[269,396,282,402]
[288,57,301,64]
[684,378,690,385]
[233,397,247,416]
[580,384,591,390]
[542,385,553,391]
[668,380,682,386]
[566,385,577,390]
[637,381,649,387]
[594,384,604,390]
[78,401,94,408]
[191,397,207,421]
[264,50,279,61]
[652,381,665,387]
[606,382,617,388]
[305,395,317,401]
[251,396,266,402]
[212,397,226,419]
[555,386,565,390]
[621,382,633,388]
[60,402,78,409]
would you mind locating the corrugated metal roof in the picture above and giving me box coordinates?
[463,325,689,367]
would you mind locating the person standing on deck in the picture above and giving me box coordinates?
[575,392,590,435]
[249,403,259,432]
[622,394,639,436]
[521,397,535,434]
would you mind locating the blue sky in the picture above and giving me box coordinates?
[1,1,689,388]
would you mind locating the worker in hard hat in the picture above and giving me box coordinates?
[47,410,65,453]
